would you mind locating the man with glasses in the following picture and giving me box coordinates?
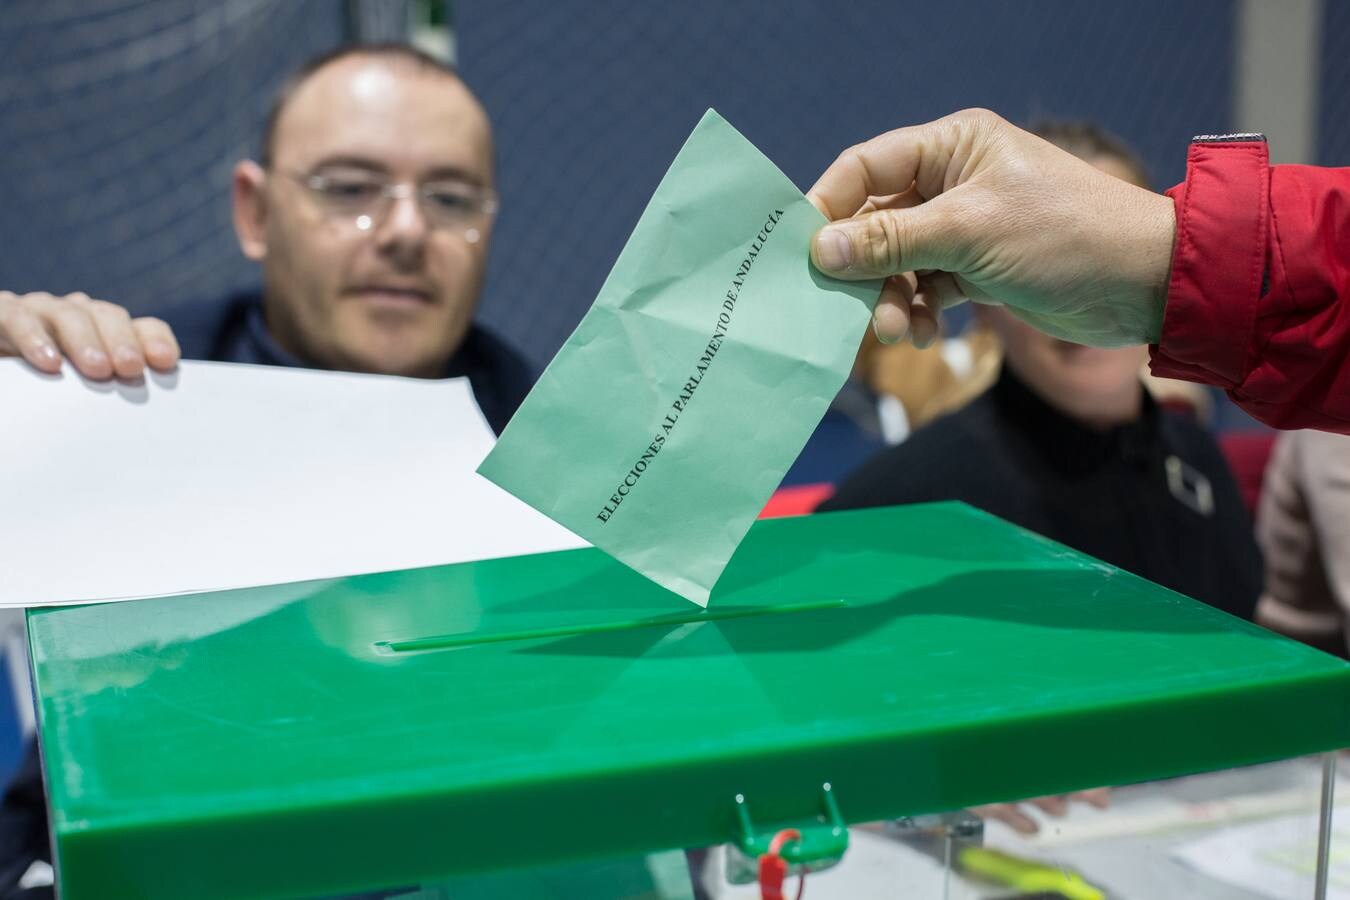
[0,43,526,897]
[0,42,525,431]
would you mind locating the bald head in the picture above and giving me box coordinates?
[260,44,491,167]
[266,53,493,186]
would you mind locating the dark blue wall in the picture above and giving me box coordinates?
[0,0,346,333]
[1320,0,1350,166]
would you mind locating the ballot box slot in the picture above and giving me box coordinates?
[372,596,848,654]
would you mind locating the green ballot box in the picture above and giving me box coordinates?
[26,504,1350,899]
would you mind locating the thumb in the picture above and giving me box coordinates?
[811,197,968,280]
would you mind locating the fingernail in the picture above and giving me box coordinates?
[114,346,140,368]
[871,314,900,345]
[872,307,909,345]
[36,343,59,366]
[83,348,109,369]
[912,318,938,349]
[146,341,172,359]
[814,226,853,272]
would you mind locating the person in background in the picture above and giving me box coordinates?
[1256,430,1350,658]
[0,43,526,432]
[820,122,1263,834]
[0,42,523,897]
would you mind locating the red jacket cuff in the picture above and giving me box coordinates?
[1149,138,1270,388]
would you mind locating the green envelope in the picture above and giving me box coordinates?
[479,109,882,605]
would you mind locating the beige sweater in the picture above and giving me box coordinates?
[1256,429,1350,656]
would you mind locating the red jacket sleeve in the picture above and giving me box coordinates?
[1149,135,1350,433]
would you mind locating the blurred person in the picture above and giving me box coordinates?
[808,110,1350,434]
[1256,429,1350,658]
[820,124,1263,834]
[861,313,1210,439]
[0,43,522,898]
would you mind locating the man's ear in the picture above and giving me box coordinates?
[232,160,269,261]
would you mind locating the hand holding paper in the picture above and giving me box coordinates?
[480,110,882,605]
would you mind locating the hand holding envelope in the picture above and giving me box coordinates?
[480,110,883,605]
[806,108,1176,350]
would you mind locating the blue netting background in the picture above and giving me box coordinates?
[0,0,409,349]
[1319,0,1350,166]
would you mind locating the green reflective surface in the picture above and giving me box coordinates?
[28,503,1350,899]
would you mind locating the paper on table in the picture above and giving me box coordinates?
[1172,808,1350,900]
[479,109,882,606]
[0,359,585,607]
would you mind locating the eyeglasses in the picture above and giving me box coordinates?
[283,170,498,242]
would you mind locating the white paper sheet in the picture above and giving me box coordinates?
[0,359,586,607]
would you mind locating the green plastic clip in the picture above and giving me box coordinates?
[733,782,849,865]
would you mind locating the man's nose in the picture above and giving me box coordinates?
[374,191,430,260]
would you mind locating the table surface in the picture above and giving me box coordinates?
[27,503,1350,899]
